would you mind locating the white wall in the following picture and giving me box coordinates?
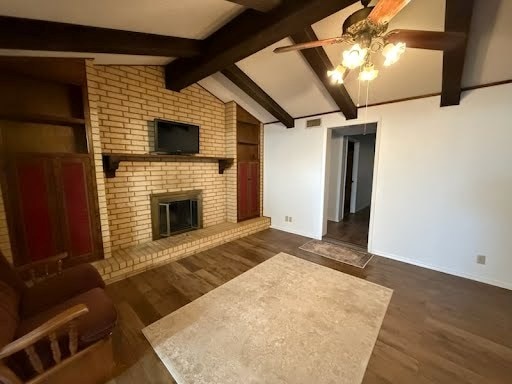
[353,134,376,212]
[326,134,344,222]
[264,83,512,290]
[263,124,327,238]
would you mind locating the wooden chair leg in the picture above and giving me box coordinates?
[0,363,23,384]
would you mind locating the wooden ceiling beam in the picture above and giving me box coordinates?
[440,0,474,106]
[221,64,294,128]
[165,0,359,91]
[291,27,357,120]
[0,16,202,58]
[225,0,281,12]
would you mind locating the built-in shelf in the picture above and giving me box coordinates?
[0,113,86,126]
[237,140,259,146]
[102,153,234,178]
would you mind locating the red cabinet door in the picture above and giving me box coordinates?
[12,158,59,263]
[238,161,260,221]
[248,162,260,218]
[56,157,95,261]
[7,155,98,266]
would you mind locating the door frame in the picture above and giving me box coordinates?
[339,138,360,220]
[322,120,381,252]
[349,140,360,215]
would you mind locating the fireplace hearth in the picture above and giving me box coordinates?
[150,190,203,239]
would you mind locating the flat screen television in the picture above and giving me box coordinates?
[154,119,199,154]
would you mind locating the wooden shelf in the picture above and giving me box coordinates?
[237,141,259,146]
[102,153,234,178]
[0,113,85,126]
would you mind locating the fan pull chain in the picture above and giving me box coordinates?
[356,69,362,107]
[364,79,370,135]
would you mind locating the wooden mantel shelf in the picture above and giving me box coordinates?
[102,153,234,178]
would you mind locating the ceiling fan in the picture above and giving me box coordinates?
[274,0,465,83]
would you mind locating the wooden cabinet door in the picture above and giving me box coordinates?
[7,157,60,264]
[55,156,97,263]
[5,154,100,266]
[238,162,249,221]
[248,162,260,218]
[237,161,260,221]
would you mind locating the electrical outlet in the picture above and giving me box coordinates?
[289,217,293,222]
[285,216,289,222]
[476,255,486,265]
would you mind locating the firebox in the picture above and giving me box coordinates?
[150,190,203,239]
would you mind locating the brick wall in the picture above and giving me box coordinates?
[86,63,230,251]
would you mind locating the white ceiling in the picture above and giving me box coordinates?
[0,0,243,38]
[0,0,510,124]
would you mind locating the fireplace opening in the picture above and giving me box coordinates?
[151,191,202,239]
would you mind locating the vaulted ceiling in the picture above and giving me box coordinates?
[0,0,510,125]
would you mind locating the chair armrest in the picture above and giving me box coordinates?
[0,304,88,360]
[15,252,68,284]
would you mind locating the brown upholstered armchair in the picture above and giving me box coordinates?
[0,252,117,384]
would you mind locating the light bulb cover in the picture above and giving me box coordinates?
[327,65,346,84]
[358,63,379,81]
[342,44,367,69]
[382,42,406,66]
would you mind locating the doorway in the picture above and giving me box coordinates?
[344,141,355,217]
[324,124,377,248]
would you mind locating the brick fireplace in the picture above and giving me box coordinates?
[84,61,269,282]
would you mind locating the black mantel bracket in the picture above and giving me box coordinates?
[102,154,234,178]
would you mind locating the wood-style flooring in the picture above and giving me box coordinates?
[106,229,512,384]
[325,207,370,247]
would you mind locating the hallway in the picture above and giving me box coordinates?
[324,207,370,248]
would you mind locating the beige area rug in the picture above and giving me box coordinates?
[143,252,392,384]
[300,240,374,268]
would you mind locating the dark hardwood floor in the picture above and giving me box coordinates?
[325,207,370,247]
[106,229,512,384]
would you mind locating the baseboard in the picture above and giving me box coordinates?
[372,249,512,291]
[270,225,317,239]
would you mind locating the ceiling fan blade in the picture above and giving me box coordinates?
[385,29,466,50]
[368,0,412,25]
[273,37,345,53]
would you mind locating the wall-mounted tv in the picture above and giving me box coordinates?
[154,119,200,154]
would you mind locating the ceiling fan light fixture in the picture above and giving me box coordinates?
[342,44,368,69]
[382,42,406,66]
[359,63,379,81]
[327,65,346,84]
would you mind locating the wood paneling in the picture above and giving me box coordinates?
[0,72,84,119]
[106,228,512,384]
[0,122,87,154]
[0,57,86,86]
